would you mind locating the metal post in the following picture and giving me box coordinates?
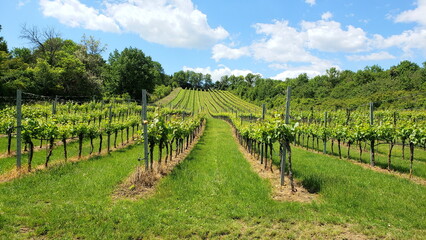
[323,111,327,154]
[142,90,149,170]
[16,90,22,169]
[281,86,291,186]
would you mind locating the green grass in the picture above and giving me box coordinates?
[0,130,137,175]
[0,118,425,239]
[0,136,15,156]
[296,137,426,178]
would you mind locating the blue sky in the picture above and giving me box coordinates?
[1,0,425,81]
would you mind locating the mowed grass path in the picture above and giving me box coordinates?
[0,118,425,239]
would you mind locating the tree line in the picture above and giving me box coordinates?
[1,24,425,108]
[211,64,426,110]
[0,25,173,100]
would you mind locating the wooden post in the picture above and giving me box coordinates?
[281,86,291,186]
[52,95,58,115]
[142,90,149,170]
[16,90,22,169]
[370,102,375,166]
[323,111,327,154]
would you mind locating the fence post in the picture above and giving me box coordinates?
[52,95,58,115]
[369,102,375,166]
[16,90,22,169]
[142,90,149,170]
[281,86,291,186]
[323,111,327,154]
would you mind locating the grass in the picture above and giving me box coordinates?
[0,136,16,156]
[296,137,426,178]
[0,130,138,175]
[0,118,425,239]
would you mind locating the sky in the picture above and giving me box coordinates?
[1,0,426,81]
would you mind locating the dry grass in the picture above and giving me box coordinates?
[234,219,370,239]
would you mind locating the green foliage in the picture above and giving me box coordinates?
[0,25,7,52]
[103,47,157,99]
[216,60,426,110]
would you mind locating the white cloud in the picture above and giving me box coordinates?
[395,0,426,26]
[39,0,228,48]
[321,11,333,20]
[18,0,31,7]
[374,28,426,56]
[39,0,120,33]
[270,60,339,80]
[347,51,396,61]
[301,19,370,52]
[305,0,316,6]
[214,18,373,64]
[373,0,426,57]
[183,65,262,82]
[211,44,250,62]
[251,20,319,63]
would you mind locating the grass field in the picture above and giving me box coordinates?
[1,118,425,239]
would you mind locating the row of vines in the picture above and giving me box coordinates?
[0,98,201,174]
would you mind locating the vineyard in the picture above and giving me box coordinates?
[0,89,425,239]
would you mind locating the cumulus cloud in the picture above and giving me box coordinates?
[213,17,373,63]
[376,28,426,56]
[301,19,370,52]
[395,0,426,26]
[321,11,333,20]
[183,65,262,82]
[40,0,120,32]
[305,0,316,6]
[211,44,250,62]
[251,20,319,63]
[372,1,426,56]
[39,0,228,48]
[346,51,396,61]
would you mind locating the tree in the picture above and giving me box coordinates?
[11,47,34,64]
[0,25,8,52]
[75,35,106,81]
[20,25,62,65]
[103,47,157,99]
[203,74,212,89]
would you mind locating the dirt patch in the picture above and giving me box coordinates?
[226,122,317,203]
[294,145,426,186]
[113,121,206,200]
[0,137,140,183]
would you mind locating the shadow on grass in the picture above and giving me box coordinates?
[301,175,323,194]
